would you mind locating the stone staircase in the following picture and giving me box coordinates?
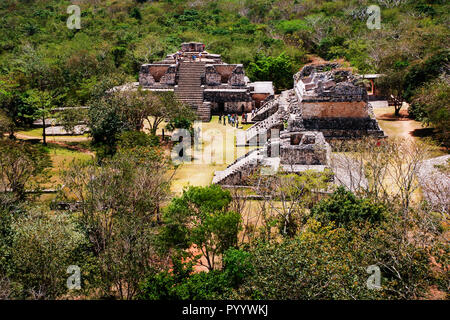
[243,90,300,145]
[175,61,207,119]
[244,112,283,146]
[252,98,279,122]
[212,149,261,185]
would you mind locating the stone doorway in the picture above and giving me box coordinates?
[218,102,225,114]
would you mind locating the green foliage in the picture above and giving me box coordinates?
[61,146,172,299]
[276,19,312,34]
[139,249,253,300]
[329,40,375,73]
[58,108,88,135]
[404,50,450,101]
[165,116,193,133]
[247,52,295,91]
[0,140,51,200]
[117,131,159,150]
[239,217,435,300]
[0,109,13,137]
[412,77,450,145]
[10,209,87,299]
[222,248,254,287]
[311,187,386,228]
[161,185,240,270]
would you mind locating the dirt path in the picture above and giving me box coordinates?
[373,105,424,140]
[15,132,91,142]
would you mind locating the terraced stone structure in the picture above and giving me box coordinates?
[213,62,385,186]
[294,63,385,139]
[213,117,331,186]
[138,42,273,122]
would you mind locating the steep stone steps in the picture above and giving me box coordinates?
[175,61,205,109]
[212,149,261,185]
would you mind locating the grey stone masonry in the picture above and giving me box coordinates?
[135,43,274,121]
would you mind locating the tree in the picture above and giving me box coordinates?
[412,76,450,145]
[253,170,332,238]
[138,248,253,300]
[10,209,87,299]
[247,52,295,92]
[0,140,50,200]
[88,89,191,156]
[238,216,436,300]
[58,107,88,135]
[239,221,382,300]
[24,90,56,145]
[0,110,14,138]
[61,147,174,299]
[376,61,409,116]
[161,185,241,271]
[0,78,24,138]
[147,91,195,136]
[311,186,386,228]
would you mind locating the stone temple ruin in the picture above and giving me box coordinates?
[138,42,274,121]
[213,62,385,186]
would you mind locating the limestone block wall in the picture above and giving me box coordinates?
[214,65,238,83]
[224,101,253,113]
[160,65,177,85]
[280,146,329,166]
[302,101,369,119]
[228,65,246,86]
[276,132,331,166]
[139,64,173,86]
[205,65,222,86]
[139,64,155,87]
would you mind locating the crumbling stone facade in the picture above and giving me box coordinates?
[294,63,385,139]
[213,62,385,186]
[137,43,273,121]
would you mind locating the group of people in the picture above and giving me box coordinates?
[191,52,202,62]
[174,51,204,65]
[218,113,248,128]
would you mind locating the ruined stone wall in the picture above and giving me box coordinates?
[214,65,237,83]
[228,65,246,87]
[160,65,177,85]
[139,64,155,86]
[148,65,170,82]
[216,162,261,186]
[302,101,369,118]
[251,93,271,108]
[280,146,329,165]
[204,90,252,102]
[205,65,222,86]
[224,101,253,113]
[182,43,205,52]
[302,118,385,138]
[139,64,174,86]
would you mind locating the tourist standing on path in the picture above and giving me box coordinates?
[223,115,226,125]
[219,114,222,123]
[236,118,239,128]
[227,113,231,124]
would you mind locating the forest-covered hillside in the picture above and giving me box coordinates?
[0,0,448,139]
[0,1,449,301]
